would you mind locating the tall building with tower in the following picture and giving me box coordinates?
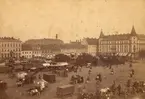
[98,26,145,57]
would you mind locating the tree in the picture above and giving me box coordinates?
[54,54,71,62]
[75,53,98,66]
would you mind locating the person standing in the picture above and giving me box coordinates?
[117,84,121,96]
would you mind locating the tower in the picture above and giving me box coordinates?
[130,25,137,36]
[99,29,104,38]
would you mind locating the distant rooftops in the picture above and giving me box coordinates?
[24,38,64,45]
[0,37,22,42]
[85,38,98,45]
[62,43,87,49]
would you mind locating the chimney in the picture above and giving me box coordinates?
[56,34,58,39]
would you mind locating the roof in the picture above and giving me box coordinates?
[25,38,64,45]
[62,43,87,49]
[99,26,139,40]
[101,34,131,40]
[22,44,33,51]
[0,37,21,42]
[40,44,61,51]
[85,38,98,45]
[137,34,145,40]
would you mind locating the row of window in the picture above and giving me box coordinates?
[0,43,21,47]
[99,45,139,53]
[22,52,32,54]
[1,49,21,52]
[99,41,145,45]
[1,53,20,58]
[22,55,32,58]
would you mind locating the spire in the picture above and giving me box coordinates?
[99,29,104,38]
[130,25,137,36]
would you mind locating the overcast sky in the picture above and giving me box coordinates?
[0,0,145,42]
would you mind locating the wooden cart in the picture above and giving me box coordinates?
[56,84,75,97]
[43,74,56,83]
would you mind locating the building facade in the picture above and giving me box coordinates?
[0,37,22,59]
[41,44,61,58]
[81,38,98,56]
[61,42,87,55]
[21,51,33,59]
[98,26,145,57]
[21,44,33,59]
[21,44,61,58]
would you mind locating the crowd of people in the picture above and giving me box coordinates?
[75,62,145,99]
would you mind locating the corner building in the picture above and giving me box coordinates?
[98,26,145,58]
[0,37,22,59]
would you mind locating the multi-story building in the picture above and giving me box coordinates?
[23,38,63,58]
[21,44,61,58]
[21,44,33,59]
[41,44,61,58]
[0,37,22,59]
[81,38,98,56]
[98,26,145,57]
[61,41,87,55]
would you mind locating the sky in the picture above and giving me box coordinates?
[0,0,145,42]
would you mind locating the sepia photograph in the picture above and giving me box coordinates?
[0,0,145,99]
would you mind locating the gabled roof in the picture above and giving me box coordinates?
[85,38,98,45]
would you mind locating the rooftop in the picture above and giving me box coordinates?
[102,34,131,40]
[85,38,98,45]
[0,37,21,42]
[22,44,33,51]
[62,43,87,49]
[25,38,64,45]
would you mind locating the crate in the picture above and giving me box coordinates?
[43,74,56,83]
[56,84,75,97]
